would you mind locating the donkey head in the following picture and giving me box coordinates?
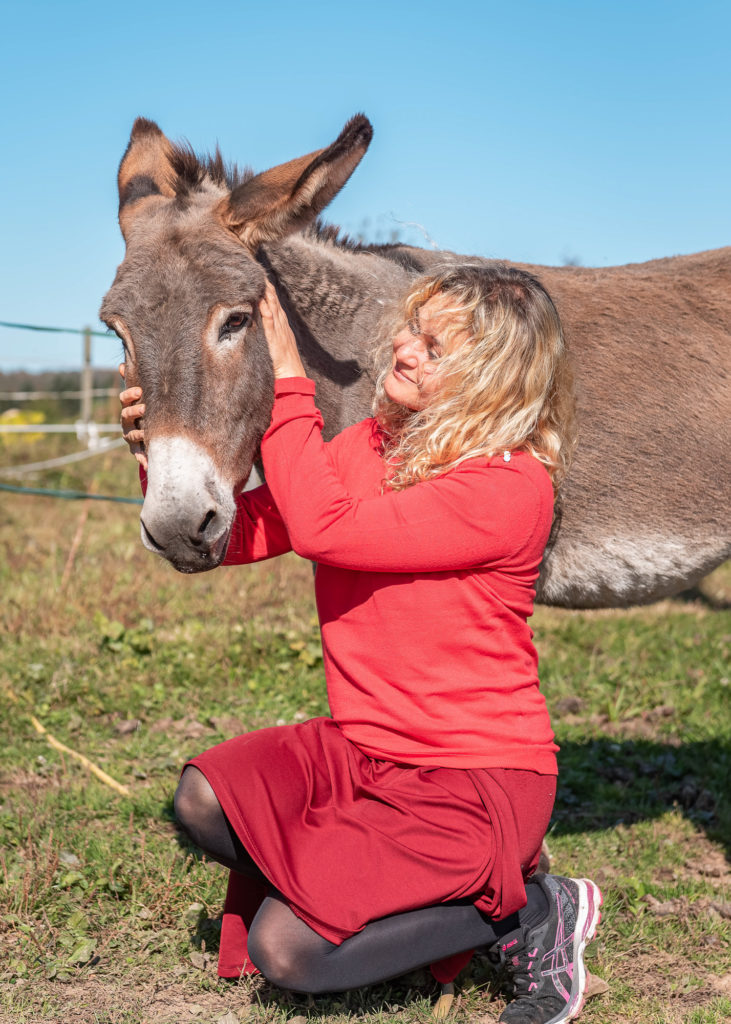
[100,115,372,572]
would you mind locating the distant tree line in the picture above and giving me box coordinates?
[0,369,119,421]
[0,369,118,392]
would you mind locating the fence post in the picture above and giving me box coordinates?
[81,326,92,426]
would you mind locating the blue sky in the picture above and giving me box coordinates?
[1,0,729,370]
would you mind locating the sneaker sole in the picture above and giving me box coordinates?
[546,878,603,1024]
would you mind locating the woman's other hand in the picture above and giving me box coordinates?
[259,281,307,380]
[119,363,148,470]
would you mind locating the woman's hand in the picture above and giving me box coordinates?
[118,363,148,470]
[259,281,307,380]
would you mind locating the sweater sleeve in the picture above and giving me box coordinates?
[260,379,552,573]
[222,482,293,565]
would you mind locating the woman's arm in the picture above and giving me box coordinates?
[262,383,551,572]
[221,483,293,565]
[258,291,553,574]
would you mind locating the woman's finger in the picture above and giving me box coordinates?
[258,280,305,378]
[259,293,274,319]
[118,378,147,464]
[121,404,145,425]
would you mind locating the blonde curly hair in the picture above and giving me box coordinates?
[372,262,576,492]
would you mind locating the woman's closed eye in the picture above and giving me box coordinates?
[407,318,442,359]
[427,342,442,360]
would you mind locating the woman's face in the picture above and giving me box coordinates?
[383,293,465,411]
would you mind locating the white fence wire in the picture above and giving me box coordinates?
[0,438,126,478]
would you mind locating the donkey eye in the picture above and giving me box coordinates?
[106,325,133,360]
[220,312,252,338]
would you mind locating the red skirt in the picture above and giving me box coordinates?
[188,716,555,978]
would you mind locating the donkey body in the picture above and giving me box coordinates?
[101,116,730,608]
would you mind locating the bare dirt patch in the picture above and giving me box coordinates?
[608,950,728,1023]
[1,973,257,1024]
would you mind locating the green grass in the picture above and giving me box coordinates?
[1,444,729,1024]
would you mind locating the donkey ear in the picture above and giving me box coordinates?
[219,114,373,248]
[117,118,176,239]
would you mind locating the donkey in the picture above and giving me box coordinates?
[100,115,730,608]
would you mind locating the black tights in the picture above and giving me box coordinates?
[174,766,548,993]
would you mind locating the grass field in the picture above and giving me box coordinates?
[1,440,729,1024]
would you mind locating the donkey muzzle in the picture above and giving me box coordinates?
[140,436,236,573]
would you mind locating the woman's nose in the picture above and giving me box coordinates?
[394,334,424,361]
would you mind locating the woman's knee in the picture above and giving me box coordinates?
[174,766,222,843]
[248,902,331,993]
[248,926,309,990]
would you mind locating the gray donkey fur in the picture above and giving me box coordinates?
[101,115,730,608]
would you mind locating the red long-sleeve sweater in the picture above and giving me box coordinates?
[223,378,558,774]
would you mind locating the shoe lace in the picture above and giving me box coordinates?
[499,933,541,997]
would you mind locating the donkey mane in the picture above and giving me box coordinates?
[160,135,424,273]
[310,220,432,272]
[167,142,255,202]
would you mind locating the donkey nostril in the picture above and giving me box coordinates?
[141,519,164,551]
[190,509,218,548]
[198,509,216,537]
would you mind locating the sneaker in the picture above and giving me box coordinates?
[497,874,602,1024]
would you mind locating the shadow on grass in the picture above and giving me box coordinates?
[249,969,449,1017]
[675,586,731,610]
[553,737,731,857]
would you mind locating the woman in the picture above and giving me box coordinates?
[121,263,601,1024]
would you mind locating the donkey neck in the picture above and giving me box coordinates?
[261,233,411,436]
